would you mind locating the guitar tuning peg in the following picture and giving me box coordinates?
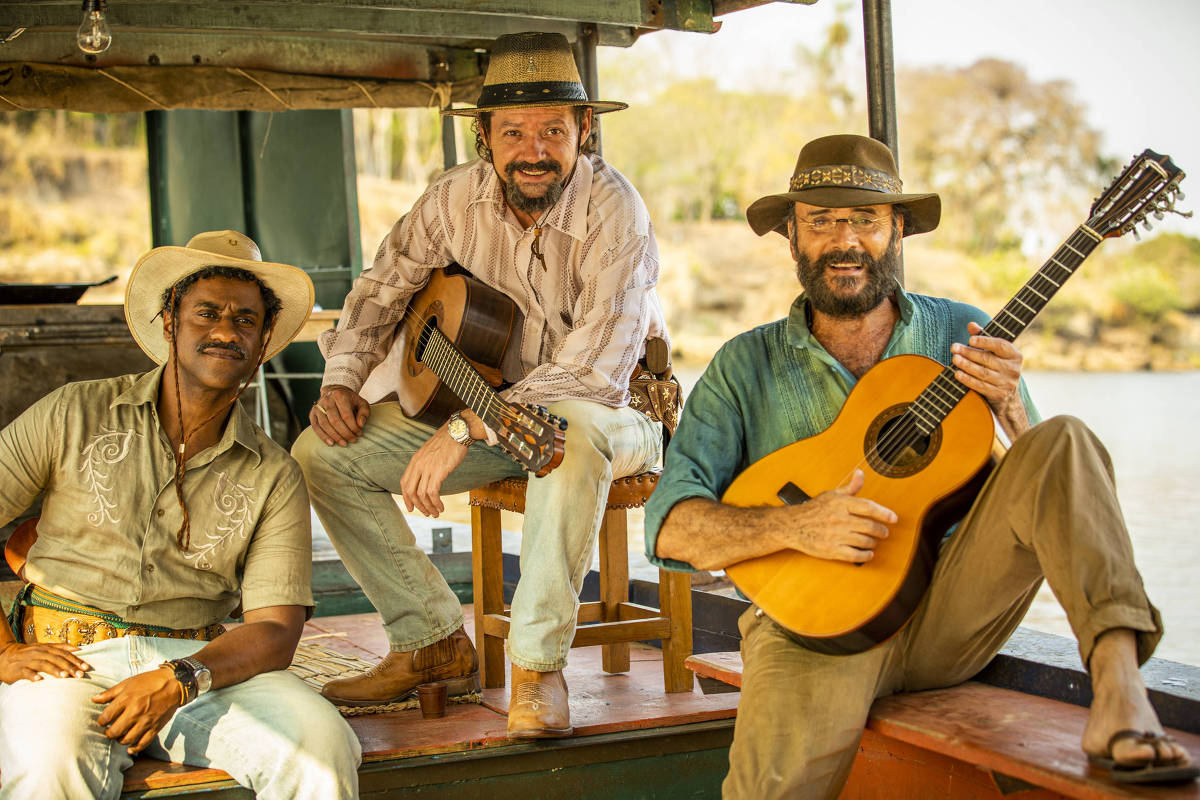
[1154,210,1165,220]
[1176,189,1186,201]
[1131,228,1142,241]
[558,419,568,431]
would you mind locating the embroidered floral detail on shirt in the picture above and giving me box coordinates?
[183,471,256,570]
[78,427,137,526]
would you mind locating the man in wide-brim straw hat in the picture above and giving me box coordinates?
[294,31,674,739]
[648,134,1194,795]
[0,231,362,798]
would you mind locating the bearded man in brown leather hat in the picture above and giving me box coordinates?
[293,31,672,739]
[646,134,1193,796]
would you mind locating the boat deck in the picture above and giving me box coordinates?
[121,608,738,798]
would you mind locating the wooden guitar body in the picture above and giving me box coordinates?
[396,268,520,428]
[723,354,996,655]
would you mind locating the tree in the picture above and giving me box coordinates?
[899,59,1112,254]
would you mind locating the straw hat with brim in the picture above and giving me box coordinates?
[443,31,626,117]
[125,230,314,365]
[747,134,941,238]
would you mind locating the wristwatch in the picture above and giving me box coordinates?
[447,411,474,448]
[162,657,212,704]
[180,656,213,697]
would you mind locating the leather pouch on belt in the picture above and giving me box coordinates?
[628,367,682,435]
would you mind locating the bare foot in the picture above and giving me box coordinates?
[1081,629,1190,768]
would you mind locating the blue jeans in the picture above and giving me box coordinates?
[0,636,360,800]
[293,399,661,670]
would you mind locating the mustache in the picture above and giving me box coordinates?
[197,341,247,359]
[505,159,562,179]
[816,249,870,269]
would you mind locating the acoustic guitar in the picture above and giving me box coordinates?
[723,150,1187,655]
[394,267,566,477]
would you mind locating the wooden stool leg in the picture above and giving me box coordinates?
[598,508,630,674]
[659,569,694,692]
[471,504,507,690]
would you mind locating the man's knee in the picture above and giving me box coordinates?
[0,685,124,798]
[1015,415,1111,471]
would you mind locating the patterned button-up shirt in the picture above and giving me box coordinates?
[320,154,669,408]
[645,288,1040,571]
[0,368,313,629]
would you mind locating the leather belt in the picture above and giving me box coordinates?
[14,586,225,646]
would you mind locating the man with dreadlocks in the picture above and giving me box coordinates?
[292,31,672,738]
[0,231,361,799]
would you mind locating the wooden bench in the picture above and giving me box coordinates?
[685,652,1200,800]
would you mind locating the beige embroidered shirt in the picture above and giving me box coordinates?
[0,368,313,629]
[321,154,669,408]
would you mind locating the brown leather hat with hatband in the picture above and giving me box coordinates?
[442,31,626,117]
[746,134,941,238]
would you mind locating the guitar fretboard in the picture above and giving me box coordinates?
[417,324,508,431]
[906,226,1102,435]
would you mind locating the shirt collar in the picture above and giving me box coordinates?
[785,282,915,351]
[111,365,263,465]
[469,155,593,243]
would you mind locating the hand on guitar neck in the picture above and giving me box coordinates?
[309,384,371,446]
[950,321,1029,442]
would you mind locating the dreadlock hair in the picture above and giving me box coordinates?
[471,105,599,163]
[160,265,282,334]
[160,267,278,552]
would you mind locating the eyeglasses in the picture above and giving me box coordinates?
[797,215,888,235]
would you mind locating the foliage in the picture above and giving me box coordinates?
[898,59,1111,255]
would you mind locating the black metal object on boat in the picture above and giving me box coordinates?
[0,275,116,305]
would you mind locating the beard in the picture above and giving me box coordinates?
[793,224,902,318]
[502,159,566,214]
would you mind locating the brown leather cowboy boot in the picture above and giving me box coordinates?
[321,625,479,707]
[507,665,573,738]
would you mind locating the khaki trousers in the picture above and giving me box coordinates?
[723,416,1162,800]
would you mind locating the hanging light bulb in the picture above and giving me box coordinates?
[76,0,111,55]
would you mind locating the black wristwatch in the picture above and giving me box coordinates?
[162,657,211,704]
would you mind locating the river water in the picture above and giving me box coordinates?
[1020,370,1199,667]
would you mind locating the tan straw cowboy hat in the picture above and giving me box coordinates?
[125,230,314,364]
[443,31,626,117]
[747,134,941,237]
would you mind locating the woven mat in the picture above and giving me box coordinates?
[288,641,482,717]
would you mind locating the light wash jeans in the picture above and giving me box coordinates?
[0,636,361,800]
[292,399,661,671]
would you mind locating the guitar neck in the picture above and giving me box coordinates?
[981,226,1102,342]
[909,225,1102,434]
[418,325,511,431]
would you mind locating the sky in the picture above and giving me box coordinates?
[605,0,1200,239]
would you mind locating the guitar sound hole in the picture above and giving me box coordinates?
[865,404,941,478]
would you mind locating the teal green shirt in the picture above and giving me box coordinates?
[644,288,1040,571]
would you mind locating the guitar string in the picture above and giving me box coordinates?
[835,228,1096,489]
[390,301,526,428]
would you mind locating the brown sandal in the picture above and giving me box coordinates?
[1088,729,1199,784]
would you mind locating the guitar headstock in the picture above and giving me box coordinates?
[1088,149,1188,240]
[493,404,567,477]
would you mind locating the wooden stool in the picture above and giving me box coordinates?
[469,470,693,693]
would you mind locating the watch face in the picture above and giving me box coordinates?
[195,666,213,694]
[448,417,470,444]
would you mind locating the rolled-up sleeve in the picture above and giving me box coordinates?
[0,387,61,527]
[239,461,314,613]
